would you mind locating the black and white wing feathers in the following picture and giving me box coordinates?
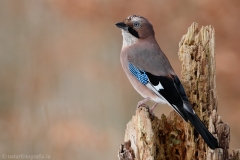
[145,72,219,149]
[145,72,189,120]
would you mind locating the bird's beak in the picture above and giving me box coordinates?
[115,22,128,30]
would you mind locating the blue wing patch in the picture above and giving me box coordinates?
[128,63,149,85]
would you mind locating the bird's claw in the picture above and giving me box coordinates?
[137,97,150,108]
[137,101,148,108]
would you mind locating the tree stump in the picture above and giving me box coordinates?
[118,23,240,160]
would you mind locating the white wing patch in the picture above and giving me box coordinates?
[146,83,167,102]
[154,81,164,91]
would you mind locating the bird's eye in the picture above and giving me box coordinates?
[133,22,140,28]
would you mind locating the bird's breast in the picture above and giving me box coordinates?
[120,49,164,103]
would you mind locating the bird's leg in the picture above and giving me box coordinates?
[148,103,158,116]
[150,103,158,112]
[137,97,150,108]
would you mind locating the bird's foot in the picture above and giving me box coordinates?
[137,98,155,117]
[137,97,150,108]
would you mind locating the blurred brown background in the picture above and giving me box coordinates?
[0,0,239,159]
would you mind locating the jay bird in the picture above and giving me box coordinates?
[115,15,219,149]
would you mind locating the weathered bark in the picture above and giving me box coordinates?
[118,23,239,160]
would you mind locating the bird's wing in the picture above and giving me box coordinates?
[128,62,189,121]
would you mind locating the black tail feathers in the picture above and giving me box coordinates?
[185,111,219,149]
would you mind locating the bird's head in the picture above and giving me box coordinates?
[115,15,154,40]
